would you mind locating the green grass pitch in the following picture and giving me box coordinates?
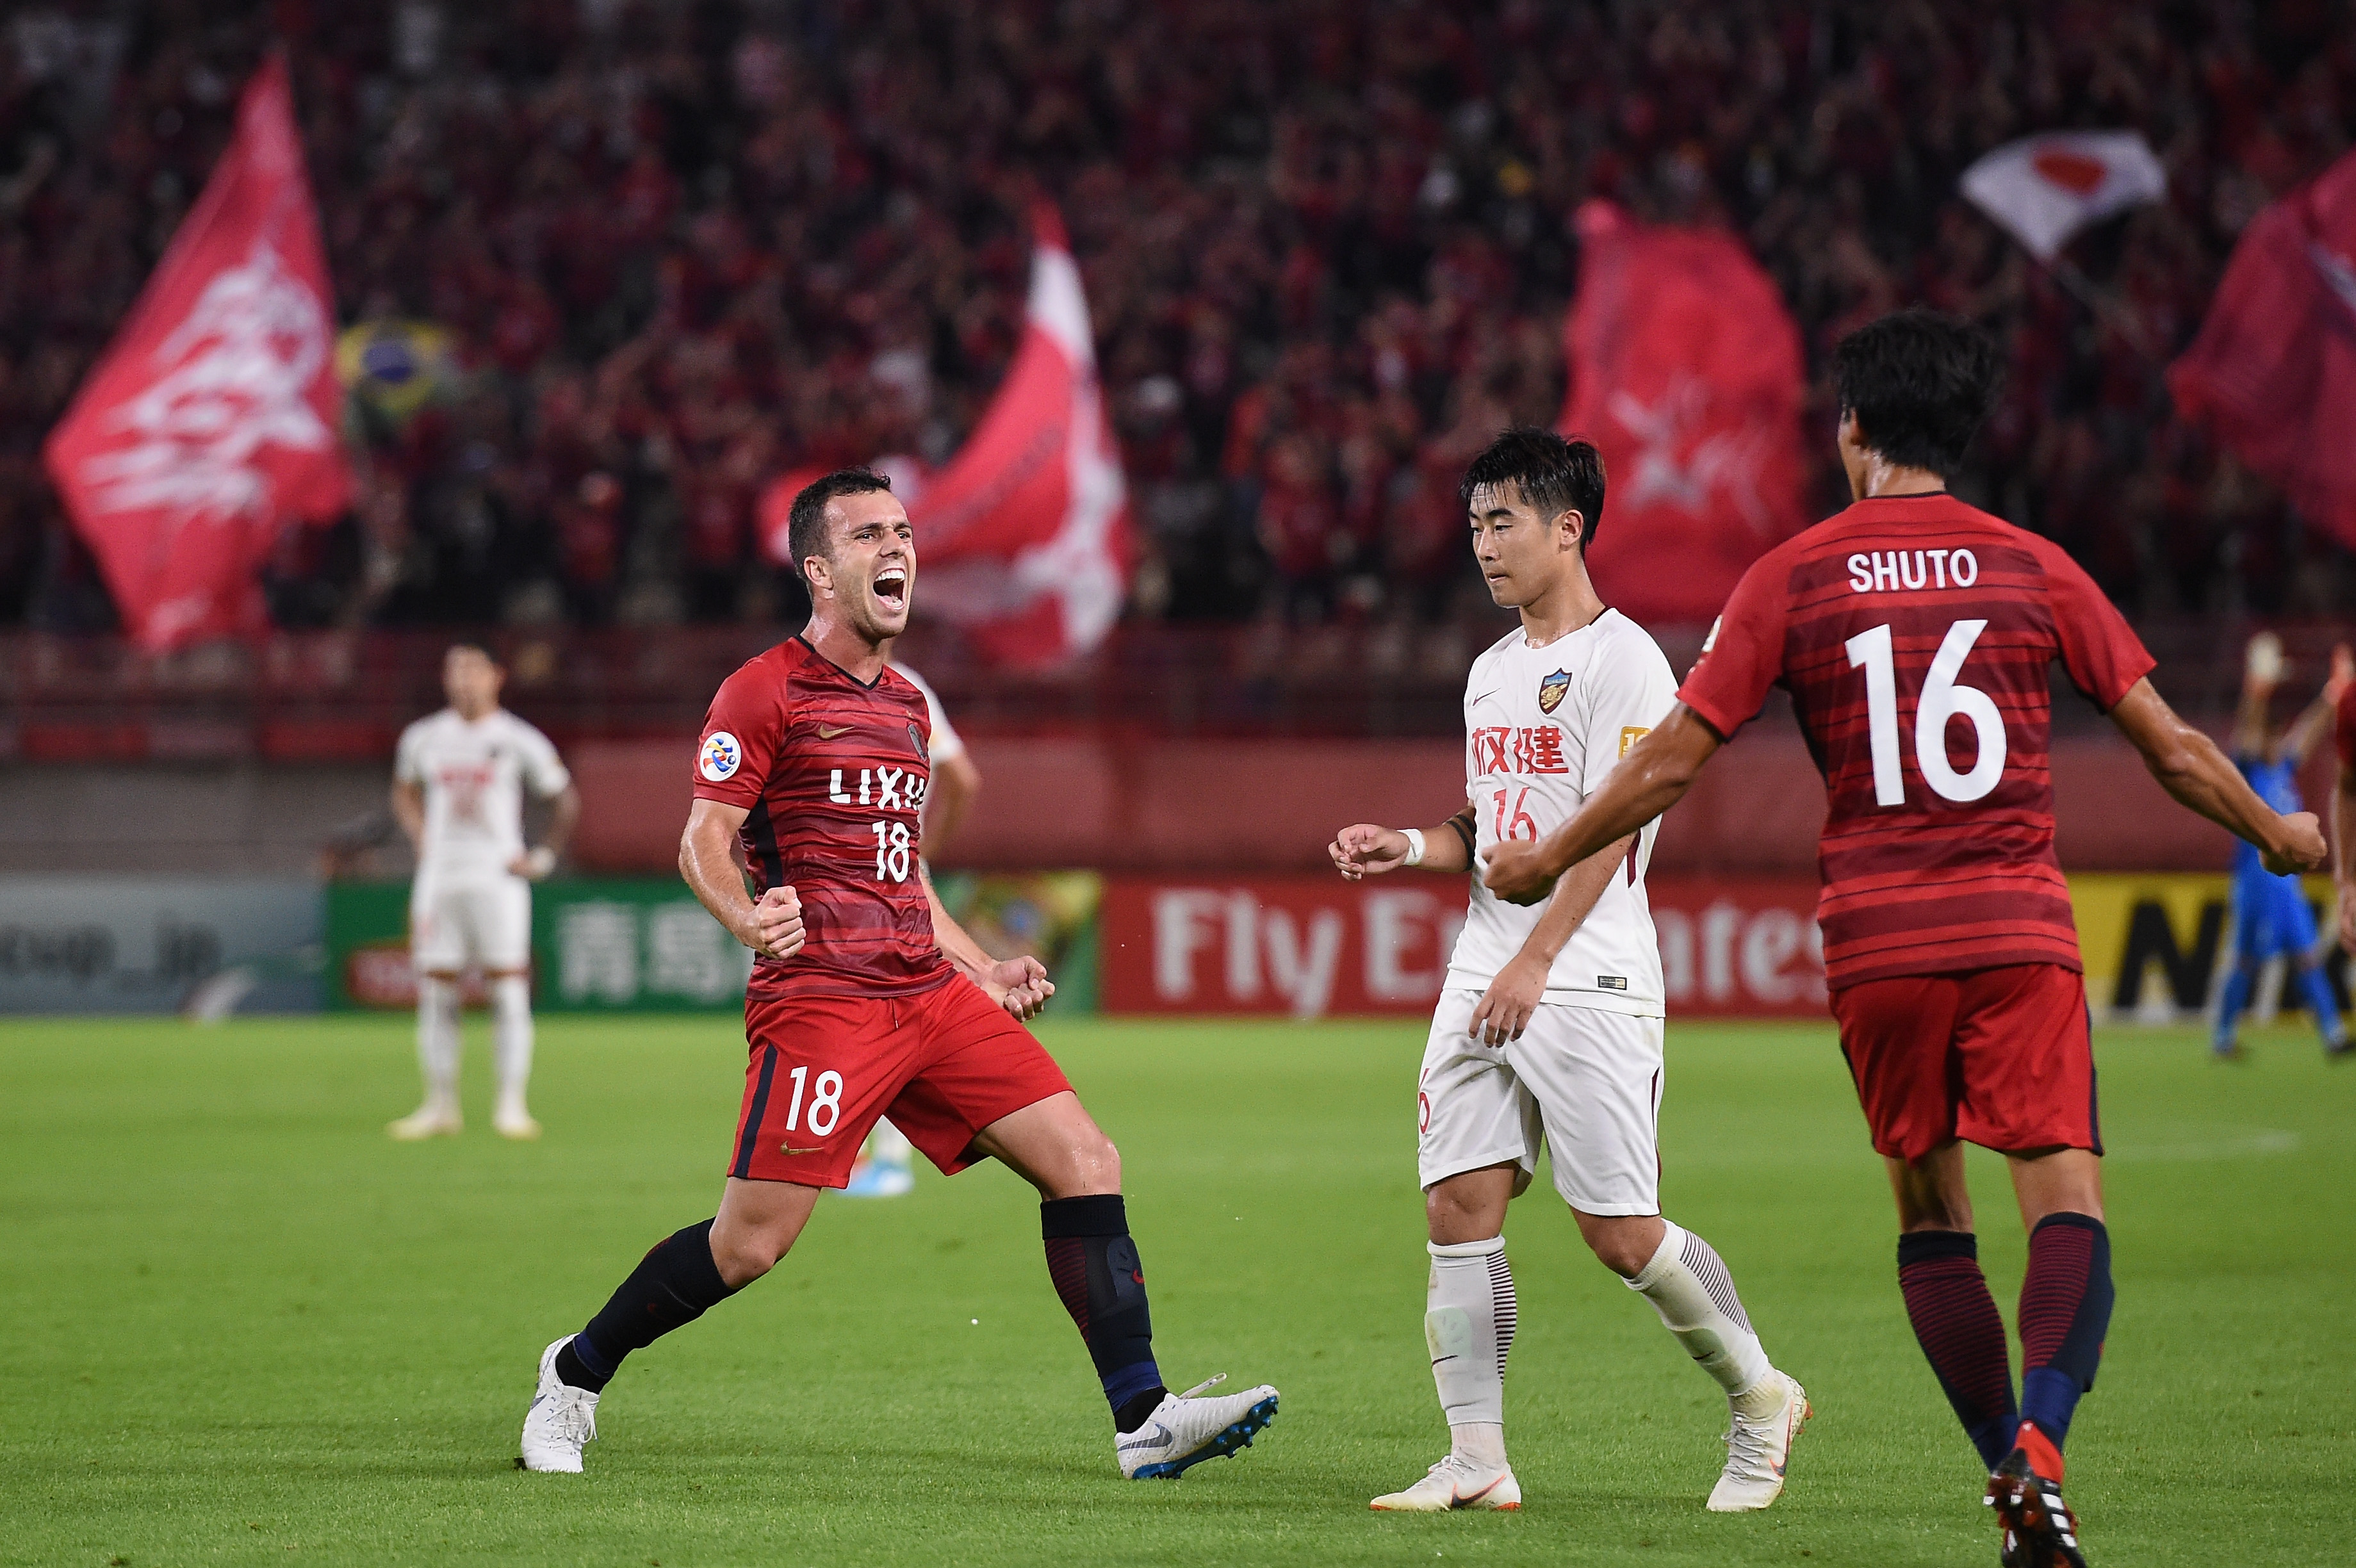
[3,1011,2350,1567]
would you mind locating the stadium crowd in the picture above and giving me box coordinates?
[0,0,2350,637]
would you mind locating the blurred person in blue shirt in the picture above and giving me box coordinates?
[2215,635,2353,1061]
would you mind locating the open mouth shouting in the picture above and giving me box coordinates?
[872,564,910,614]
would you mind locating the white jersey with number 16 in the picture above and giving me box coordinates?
[1443,608,1678,1017]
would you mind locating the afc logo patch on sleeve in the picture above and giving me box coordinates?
[1618,726,1650,758]
[699,731,743,781]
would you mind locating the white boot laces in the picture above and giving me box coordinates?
[548,1384,597,1445]
[1722,1407,1773,1478]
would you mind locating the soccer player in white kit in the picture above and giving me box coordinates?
[387,644,579,1141]
[1330,430,1807,1514]
[840,659,984,1198]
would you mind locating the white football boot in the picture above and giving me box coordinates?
[493,1096,542,1141]
[517,1337,599,1473]
[1115,1375,1279,1479]
[1707,1370,1810,1512]
[387,1104,461,1140]
[1369,1453,1524,1512]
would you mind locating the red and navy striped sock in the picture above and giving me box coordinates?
[2017,1212,2113,1452]
[1042,1195,1165,1430]
[1897,1229,2019,1469]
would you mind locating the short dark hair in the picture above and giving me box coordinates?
[1831,309,2002,477]
[787,468,894,582]
[445,641,498,666]
[1458,427,1607,550]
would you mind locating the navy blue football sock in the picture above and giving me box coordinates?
[2017,1213,2113,1449]
[1041,1195,1166,1429]
[557,1219,742,1392]
[1897,1230,2019,1469]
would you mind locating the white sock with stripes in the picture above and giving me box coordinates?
[1628,1220,1772,1401]
[1426,1236,1517,1466]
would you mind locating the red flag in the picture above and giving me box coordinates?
[43,56,350,651]
[901,204,1131,666]
[2167,150,2356,546]
[1557,202,1810,626]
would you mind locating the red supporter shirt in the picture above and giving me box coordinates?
[1679,494,2155,990]
[692,637,951,1001]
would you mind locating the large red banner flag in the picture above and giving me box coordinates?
[44,56,350,651]
[2167,150,2356,547]
[901,203,1131,667]
[1557,202,1810,627]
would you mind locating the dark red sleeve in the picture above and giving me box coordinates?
[2041,544,2155,710]
[692,662,785,808]
[2336,683,2356,772]
[1676,548,1793,740]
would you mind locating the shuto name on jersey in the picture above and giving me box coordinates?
[1846,548,1980,594]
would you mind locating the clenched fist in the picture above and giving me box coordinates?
[746,885,805,960]
[1482,840,1559,906]
[984,955,1056,1020]
[1329,824,1411,881]
[2262,812,2328,877]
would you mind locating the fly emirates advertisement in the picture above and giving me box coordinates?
[1099,876,1827,1020]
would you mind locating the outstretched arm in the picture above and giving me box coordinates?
[1330,802,1479,879]
[922,865,1054,1020]
[1484,705,1722,904]
[2285,646,2354,767]
[2107,678,2325,874]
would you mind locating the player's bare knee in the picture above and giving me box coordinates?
[1424,1172,1510,1243]
[1072,1129,1121,1193]
[711,1230,787,1288]
[1584,1229,1655,1277]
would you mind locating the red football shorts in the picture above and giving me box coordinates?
[1829,962,2100,1163]
[729,977,1073,1188]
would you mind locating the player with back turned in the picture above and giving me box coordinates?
[1485,311,2327,1568]
[515,468,1277,1480]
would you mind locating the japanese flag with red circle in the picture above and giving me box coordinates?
[1960,131,2166,262]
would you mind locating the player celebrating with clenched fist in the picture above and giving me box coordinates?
[517,469,1277,1481]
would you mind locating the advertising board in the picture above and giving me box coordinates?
[0,876,320,1014]
[1099,874,1827,1018]
[325,872,1101,1013]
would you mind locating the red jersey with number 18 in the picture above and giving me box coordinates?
[1678,494,2154,990]
[692,636,951,1002]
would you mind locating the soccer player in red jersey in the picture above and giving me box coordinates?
[1485,311,2327,1567]
[516,469,1277,1480]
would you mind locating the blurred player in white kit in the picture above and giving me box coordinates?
[1330,430,1806,1514]
[840,659,983,1197]
[387,644,579,1141]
